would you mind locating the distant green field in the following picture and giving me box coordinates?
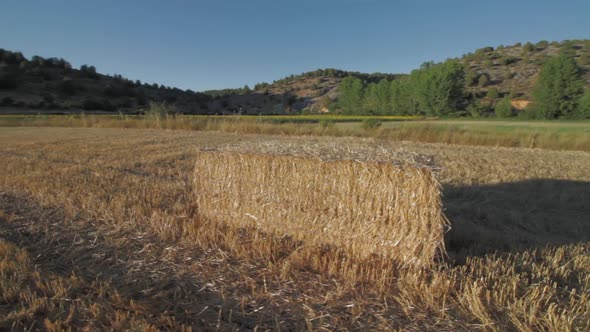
[1,114,589,151]
[191,114,422,122]
[338,119,590,131]
[0,114,421,122]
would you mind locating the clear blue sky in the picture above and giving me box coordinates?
[2,1,589,91]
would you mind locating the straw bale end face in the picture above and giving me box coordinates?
[194,147,447,270]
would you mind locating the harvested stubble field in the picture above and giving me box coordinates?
[0,127,589,331]
[1,115,589,152]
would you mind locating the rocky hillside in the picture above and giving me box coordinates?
[202,69,400,114]
[1,39,589,114]
[0,49,396,115]
[461,40,590,106]
[0,49,213,114]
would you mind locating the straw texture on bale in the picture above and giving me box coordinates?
[194,147,447,267]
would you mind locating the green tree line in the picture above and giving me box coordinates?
[528,54,589,119]
[337,60,465,116]
[337,53,589,119]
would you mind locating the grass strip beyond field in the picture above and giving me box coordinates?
[0,114,589,152]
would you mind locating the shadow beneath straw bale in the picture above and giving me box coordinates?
[443,179,590,263]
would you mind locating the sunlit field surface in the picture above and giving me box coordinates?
[1,127,589,330]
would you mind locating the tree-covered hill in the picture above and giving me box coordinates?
[1,39,589,116]
[0,49,214,114]
[330,39,590,118]
[0,49,399,114]
[461,39,590,100]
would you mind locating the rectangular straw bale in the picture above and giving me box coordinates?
[194,149,446,267]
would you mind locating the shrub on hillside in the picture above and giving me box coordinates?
[31,55,46,66]
[104,85,135,98]
[463,53,476,62]
[467,102,490,118]
[82,98,105,110]
[80,65,99,79]
[135,94,148,107]
[465,69,478,86]
[495,97,513,118]
[477,46,494,53]
[578,53,590,66]
[560,41,577,57]
[39,69,58,81]
[523,42,535,52]
[1,51,24,64]
[536,40,549,49]
[478,74,490,87]
[499,56,518,66]
[487,88,500,99]
[0,96,14,106]
[0,71,19,89]
[59,80,79,96]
